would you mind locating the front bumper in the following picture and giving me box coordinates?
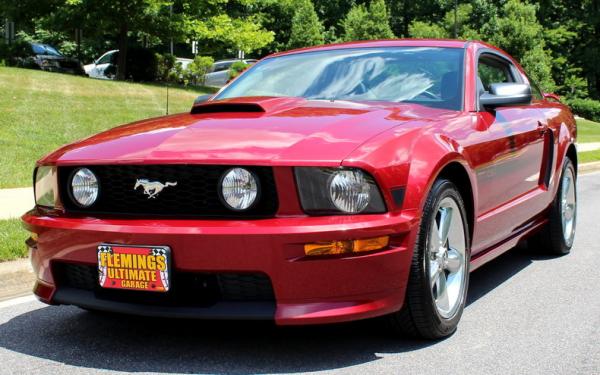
[23,210,417,325]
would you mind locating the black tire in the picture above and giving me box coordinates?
[387,179,470,339]
[528,158,577,255]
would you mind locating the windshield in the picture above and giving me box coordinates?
[217,47,464,110]
[31,44,62,56]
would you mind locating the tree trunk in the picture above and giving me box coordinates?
[116,22,128,80]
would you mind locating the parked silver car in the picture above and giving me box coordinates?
[204,59,257,87]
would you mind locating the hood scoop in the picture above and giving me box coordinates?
[190,96,308,115]
[191,102,265,114]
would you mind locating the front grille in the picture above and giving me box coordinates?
[54,263,275,306]
[58,165,278,218]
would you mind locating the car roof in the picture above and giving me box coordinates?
[265,39,507,59]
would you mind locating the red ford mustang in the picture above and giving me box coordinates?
[22,40,577,339]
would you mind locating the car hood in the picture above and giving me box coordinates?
[41,97,453,166]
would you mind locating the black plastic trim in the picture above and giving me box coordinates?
[53,287,276,320]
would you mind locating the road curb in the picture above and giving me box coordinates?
[0,259,34,302]
[579,161,600,174]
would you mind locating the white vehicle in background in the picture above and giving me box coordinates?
[84,50,193,80]
[204,59,257,87]
[84,50,118,79]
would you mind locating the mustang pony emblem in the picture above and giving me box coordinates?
[134,179,177,199]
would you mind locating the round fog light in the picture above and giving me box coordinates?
[220,168,259,211]
[70,168,99,207]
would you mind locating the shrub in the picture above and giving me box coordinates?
[185,56,214,86]
[0,39,32,66]
[156,53,177,82]
[566,98,600,122]
[228,61,249,80]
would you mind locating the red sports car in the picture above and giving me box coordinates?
[22,40,577,339]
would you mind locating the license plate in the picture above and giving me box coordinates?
[97,244,171,292]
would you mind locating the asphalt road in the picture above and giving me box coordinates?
[1,173,599,375]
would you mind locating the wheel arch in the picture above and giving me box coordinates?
[436,161,475,242]
[566,143,577,175]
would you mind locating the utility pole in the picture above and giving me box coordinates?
[5,19,14,44]
[75,28,83,63]
[453,0,458,39]
[169,4,174,55]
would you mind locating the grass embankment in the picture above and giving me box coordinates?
[0,66,212,188]
[576,118,600,162]
[0,219,28,262]
[577,118,600,143]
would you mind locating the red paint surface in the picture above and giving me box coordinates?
[23,40,577,324]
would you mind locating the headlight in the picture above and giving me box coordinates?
[70,168,99,207]
[329,169,371,213]
[295,167,386,214]
[219,168,259,210]
[34,166,58,208]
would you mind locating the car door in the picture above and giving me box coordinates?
[473,53,550,251]
[205,62,233,87]
[93,51,117,79]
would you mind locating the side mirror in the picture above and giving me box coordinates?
[480,83,532,110]
[193,94,212,105]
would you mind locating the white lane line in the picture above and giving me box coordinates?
[0,295,36,309]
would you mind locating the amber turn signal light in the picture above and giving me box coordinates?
[304,236,389,256]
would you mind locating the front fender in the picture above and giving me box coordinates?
[342,121,478,219]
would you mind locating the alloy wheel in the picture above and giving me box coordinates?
[561,167,577,246]
[427,197,467,319]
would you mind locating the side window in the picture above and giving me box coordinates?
[526,74,543,100]
[213,63,230,72]
[97,53,112,65]
[478,55,514,92]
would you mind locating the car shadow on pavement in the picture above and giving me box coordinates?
[467,246,557,306]
[0,248,556,374]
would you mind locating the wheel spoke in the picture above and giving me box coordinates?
[445,248,462,273]
[435,272,450,311]
[438,206,453,246]
[563,175,571,199]
[431,220,442,250]
[430,260,441,284]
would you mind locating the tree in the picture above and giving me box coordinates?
[60,0,168,80]
[191,14,274,55]
[487,0,555,91]
[408,3,478,40]
[287,0,324,49]
[341,0,395,41]
[409,21,448,39]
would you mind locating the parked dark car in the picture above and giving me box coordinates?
[18,43,85,75]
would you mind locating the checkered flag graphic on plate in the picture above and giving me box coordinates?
[98,245,113,286]
[151,248,167,257]
[150,248,169,289]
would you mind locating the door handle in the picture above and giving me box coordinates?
[537,122,548,135]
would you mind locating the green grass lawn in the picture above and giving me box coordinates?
[0,67,213,188]
[576,118,600,143]
[0,219,28,262]
[579,149,600,164]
